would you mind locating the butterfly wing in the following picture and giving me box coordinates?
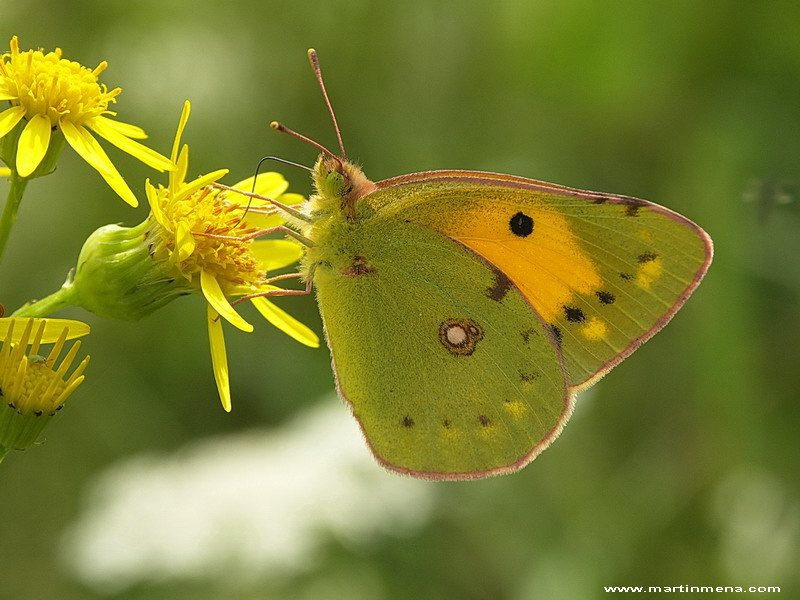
[366,170,713,390]
[312,214,572,480]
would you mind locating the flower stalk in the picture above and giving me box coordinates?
[0,170,28,262]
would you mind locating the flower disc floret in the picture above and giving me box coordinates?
[0,38,119,126]
[148,184,264,291]
[0,36,174,205]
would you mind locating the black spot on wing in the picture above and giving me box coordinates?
[509,212,534,237]
[402,415,415,428]
[563,305,586,323]
[620,272,634,281]
[637,251,658,263]
[621,198,647,217]
[596,290,616,305]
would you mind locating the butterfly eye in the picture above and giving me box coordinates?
[319,170,347,199]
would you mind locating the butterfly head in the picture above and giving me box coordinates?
[312,154,376,219]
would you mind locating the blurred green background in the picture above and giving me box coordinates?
[1,1,799,598]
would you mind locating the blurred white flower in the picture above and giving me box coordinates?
[61,399,437,594]
[712,466,799,583]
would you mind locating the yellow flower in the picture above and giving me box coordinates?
[0,166,9,177]
[0,318,90,460]
[0,36,174,206]
[145,101,319,411]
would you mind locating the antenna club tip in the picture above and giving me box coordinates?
[269,121,281,130]
[307,48,317,57]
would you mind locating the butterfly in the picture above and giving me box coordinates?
[254,50,713,481]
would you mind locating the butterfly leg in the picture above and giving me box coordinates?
[193,225,313,247]
[230,275,313,307]
[212,182,311,223]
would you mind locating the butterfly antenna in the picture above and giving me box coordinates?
[270,121,343,168]
[307,48,346,159]
[256,155,314,173]
[231,155,314,226]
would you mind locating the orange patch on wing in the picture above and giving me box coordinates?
[440,204,602,322]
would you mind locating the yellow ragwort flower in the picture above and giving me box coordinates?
[0,318,90,460]
[145,101,319,411]
[0,36,174,206]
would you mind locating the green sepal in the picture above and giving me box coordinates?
[0,401,55,454]
[72,220,192,320]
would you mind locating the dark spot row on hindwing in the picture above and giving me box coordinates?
[400,415,495,429]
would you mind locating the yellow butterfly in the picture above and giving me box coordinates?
[249,50,712,480]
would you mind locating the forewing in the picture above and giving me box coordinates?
[368,171,713,389]
[313,217,572,480]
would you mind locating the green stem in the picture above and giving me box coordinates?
[11,282,78,318]
[0,173,29,263]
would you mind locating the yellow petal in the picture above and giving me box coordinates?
[0,167,10,177]
[61,120,139,207]
[16,114,52,177]
[175,221,196,262]
[251,297,319,348]
[145,180,170,229]
[200,269,253,332]
[93,117,148,140]
[171,101,191,165]
[232,172,289,199]
[244,193,307,231]
[207,305,231,412]
[0,106,26,139]
[278,192,306,206]
[168,144,188,199]
[175,169,228,203]
[251,239,304,270]
[88,116,175,172]
[0,93,18,101]
[0,318,90,344]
